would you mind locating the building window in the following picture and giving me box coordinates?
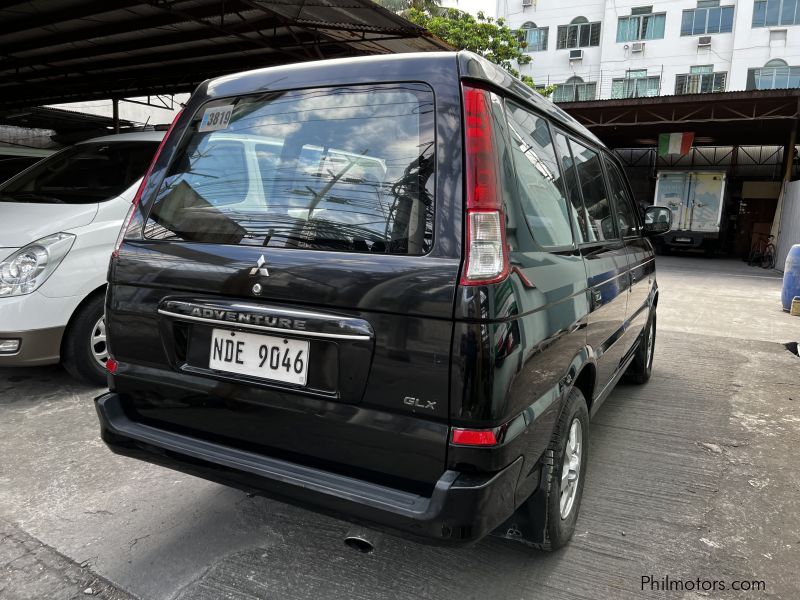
[617,7,666,42]
[553,77,598,102]
[675,66,727,93]
[682,2,735,34]
[611,70,660,98]
[557,17,602,49]
[753,0,800,27]
[520,21,549,52]
[747,59,800,89]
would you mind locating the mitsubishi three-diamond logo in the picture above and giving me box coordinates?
[249,255,269,277]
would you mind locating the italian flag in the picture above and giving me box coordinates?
[658,132,694,156]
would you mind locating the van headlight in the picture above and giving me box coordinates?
[0,233,75,297]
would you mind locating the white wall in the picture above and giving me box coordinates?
[441,0,496,17]
[499,0,606,88]
[498,0,800,97]
[776,180,800,271]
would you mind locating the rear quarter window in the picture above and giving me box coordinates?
[145,84,435,255]
[505,101,577,249]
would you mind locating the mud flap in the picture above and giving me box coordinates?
[491,450,553,546]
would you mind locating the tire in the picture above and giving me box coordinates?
[497,387,590,551]
[625,310,656,384]
[537,388,589,550]
[61,293,108,386]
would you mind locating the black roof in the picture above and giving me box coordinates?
[188,50,602,148]
[0,0,450,109]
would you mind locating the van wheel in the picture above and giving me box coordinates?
[625,311,656,384]
[62,294,107,386]
[496,387,589,551]
[537,388,589,550]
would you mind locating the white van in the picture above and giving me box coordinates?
[0,131,164,384]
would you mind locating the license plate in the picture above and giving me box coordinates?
[675,237,692,243]
[208,328,309,386]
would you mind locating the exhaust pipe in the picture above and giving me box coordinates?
[344,526,381,554]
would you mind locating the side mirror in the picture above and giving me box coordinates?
[600,215,616,239]
[643,206,672,236]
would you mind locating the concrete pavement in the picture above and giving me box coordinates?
[1,256,799,599]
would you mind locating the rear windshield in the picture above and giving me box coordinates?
[0,141,159,204]
[145,84,435,255]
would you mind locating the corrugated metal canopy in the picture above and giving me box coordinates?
[559,89,800,148]
[0,0,450,109]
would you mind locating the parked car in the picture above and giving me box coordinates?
[0,131,164,384]
[95,52,671,550]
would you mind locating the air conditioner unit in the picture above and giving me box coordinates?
[698,35,712,47]
[631,42,645,53]
[522,0,533,6]
[569,49,584,61]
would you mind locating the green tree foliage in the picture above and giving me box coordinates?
[404,8,544,90]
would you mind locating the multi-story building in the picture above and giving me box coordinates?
[496,0,800,101]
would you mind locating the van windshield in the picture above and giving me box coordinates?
[145,84,435,255]
[0,141,159,204]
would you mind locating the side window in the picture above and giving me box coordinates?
[553,130,591,243]
[569,139,619,242]
[604,158,640,237]
[505,102,576,248]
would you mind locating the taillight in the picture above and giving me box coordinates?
[461,83,509,286]
[451,427,499,446]
[112,109,183,258]
[105,358,118,374]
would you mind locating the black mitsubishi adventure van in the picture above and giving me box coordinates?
[96,51,671,550]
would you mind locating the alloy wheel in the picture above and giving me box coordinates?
[560,419,583,519]
[90,316,108,368]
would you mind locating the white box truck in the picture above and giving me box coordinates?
[653,170,727,255]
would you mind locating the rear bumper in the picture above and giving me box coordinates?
[0,327,64,366]
[95,392,523,545]
[663,231,718,248]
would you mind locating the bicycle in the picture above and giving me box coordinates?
[748,233,776,269]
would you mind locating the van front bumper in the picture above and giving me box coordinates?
[0,327,64,366]
[95,391,523,545]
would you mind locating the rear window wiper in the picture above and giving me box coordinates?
[306,150,368,218]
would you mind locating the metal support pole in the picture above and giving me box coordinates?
[782,124,796,183]
[112,98,119,134]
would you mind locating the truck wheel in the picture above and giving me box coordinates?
[496,387,589,551]
[625,311,656,384]
[62,294,108,386]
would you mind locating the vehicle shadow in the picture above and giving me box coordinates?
[0,365,102,405]
[121,484,577,600]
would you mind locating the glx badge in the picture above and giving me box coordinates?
[404,396,436,411]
